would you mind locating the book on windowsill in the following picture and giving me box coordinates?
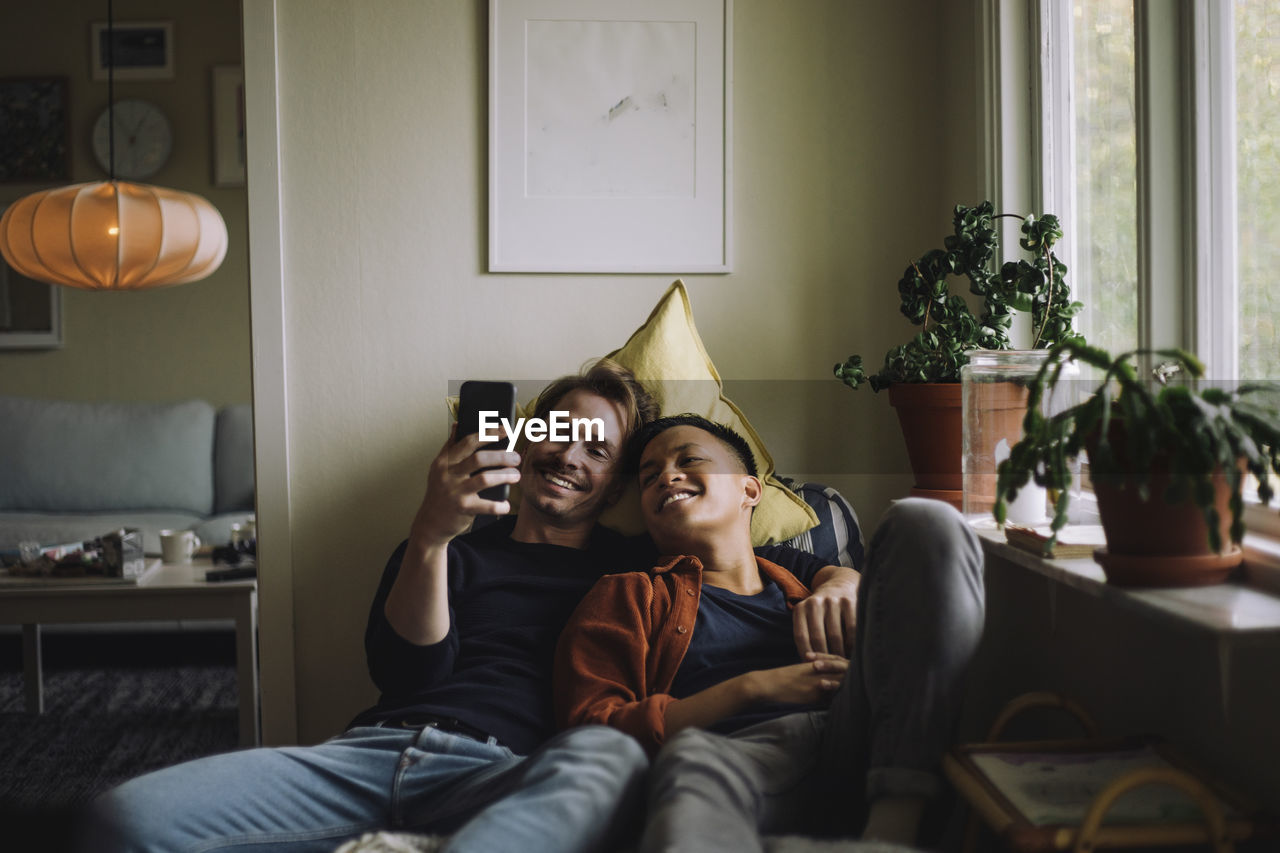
[1004,524,1107,559]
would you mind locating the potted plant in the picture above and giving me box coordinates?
[834,201,1084,507]
[994,340,1280,587]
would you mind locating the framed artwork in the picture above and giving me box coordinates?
[0,250,64,350]
[0,77,71,183]
[90,21,175,81]
[488,0,732,273]
[212,65,247,187]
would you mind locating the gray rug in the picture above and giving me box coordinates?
[0,658,237,812]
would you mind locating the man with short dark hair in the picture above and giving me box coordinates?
[556,414,985,851]
[92,360,659,853]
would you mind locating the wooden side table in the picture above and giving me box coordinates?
[0,560,259,746]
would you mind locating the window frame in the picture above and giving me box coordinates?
[1191,0,1238,381]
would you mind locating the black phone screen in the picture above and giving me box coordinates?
[456,380,517,502]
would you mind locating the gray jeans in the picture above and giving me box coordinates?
[641,498,985,852]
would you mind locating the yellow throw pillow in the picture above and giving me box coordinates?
[444,280,818,545]
[599,280,817,545]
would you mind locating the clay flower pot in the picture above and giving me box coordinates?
[1088,424,1243,588]
[888,383,962,509]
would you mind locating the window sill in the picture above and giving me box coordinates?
[971,519,1280,638]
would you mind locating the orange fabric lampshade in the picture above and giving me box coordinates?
[0,180,228,290]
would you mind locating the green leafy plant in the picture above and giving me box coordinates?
[994,339,1280,552]
[834,201,1084,391]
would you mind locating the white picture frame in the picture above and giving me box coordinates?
[0,253,64,350]
[90,21,174,82]
[489,0,732,273]
[212,65,247,187]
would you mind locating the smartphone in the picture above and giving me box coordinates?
[456,380,518,502]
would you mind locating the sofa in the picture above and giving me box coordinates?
[334,481,896,853]
[0,395,255,561]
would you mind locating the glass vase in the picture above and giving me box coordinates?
[961,349,1051,523]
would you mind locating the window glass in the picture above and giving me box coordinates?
[1236,0,1280,381]
[1073,0,1138,355]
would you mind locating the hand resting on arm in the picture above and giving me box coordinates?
[661,653,848,737]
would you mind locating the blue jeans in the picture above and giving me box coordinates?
[87,724,647,853]
[641,498,985,852]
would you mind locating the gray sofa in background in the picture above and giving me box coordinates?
[0,395,255,561]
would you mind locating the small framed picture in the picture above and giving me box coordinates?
[211,65,246,187]
[0,248,64,350]
[0,77,70,182]
[90,21,174,81]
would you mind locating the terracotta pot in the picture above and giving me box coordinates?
[1087,423,1243,587]
[888,383,962,509]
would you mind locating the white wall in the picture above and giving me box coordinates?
[256,0,982,743]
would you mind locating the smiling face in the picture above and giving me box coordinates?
[517,388,630,532]
[637,424,761,553]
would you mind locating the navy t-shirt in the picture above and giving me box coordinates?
[351,517,644,754]
[668,557,829,734]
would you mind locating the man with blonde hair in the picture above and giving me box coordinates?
[94,360,658,853]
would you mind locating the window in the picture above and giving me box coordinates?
[1071,0,1138,356]
[987,0,1280,549]
[1045,1,1280,378]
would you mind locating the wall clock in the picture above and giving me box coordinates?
[92,98,172,180]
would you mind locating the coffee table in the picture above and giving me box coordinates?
[0,560,259,746]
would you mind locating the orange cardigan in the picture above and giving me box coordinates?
[553,554,810,754]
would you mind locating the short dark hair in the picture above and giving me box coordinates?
[630,413,757,477]
[530,358,658,446]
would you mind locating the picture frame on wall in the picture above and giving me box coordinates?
[212,65,247,187]
[0,77,71,183]
[0,250,64,350]
[90,21,174,81]
[488,0,732,273]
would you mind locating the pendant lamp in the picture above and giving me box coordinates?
[0,1,228,291]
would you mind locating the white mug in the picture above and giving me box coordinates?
[160,529,201,564]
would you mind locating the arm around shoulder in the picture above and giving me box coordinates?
[796,564,859,658]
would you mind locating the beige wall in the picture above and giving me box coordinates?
[0,0,250,406]
[261,0,982,743]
